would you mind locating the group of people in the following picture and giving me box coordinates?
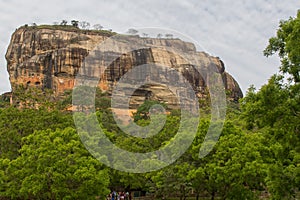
[107,191,132,200]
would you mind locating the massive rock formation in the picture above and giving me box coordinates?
[5,25,243,108]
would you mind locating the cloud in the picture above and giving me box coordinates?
[0,0,299,94]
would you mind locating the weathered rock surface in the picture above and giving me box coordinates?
[5,26,243,108]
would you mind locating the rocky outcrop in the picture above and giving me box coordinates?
[5,25,243,108]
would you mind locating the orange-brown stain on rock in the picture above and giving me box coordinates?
[6,26,243,109]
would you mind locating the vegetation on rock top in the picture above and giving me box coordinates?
[0,11,300,199]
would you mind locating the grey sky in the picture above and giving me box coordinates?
[0,0,299,94]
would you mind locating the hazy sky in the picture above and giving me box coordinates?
[0,0,299,94]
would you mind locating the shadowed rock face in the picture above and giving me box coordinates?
[5,26,243,108]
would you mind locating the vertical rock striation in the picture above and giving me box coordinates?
[5,26,243,108]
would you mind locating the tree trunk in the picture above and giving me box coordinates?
[211,190,215,200]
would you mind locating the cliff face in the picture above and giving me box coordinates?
[6,27,108,94]
[5,26,243,108]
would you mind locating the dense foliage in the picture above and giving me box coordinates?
[0,11,300,200]
[264,10,300,83]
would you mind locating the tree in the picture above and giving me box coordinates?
[12,85,58,109]
[241,75,300,199]
[60,20,68,26]
[148,162,192,200]
[187,166,205,200]
[0,107,74,160]
[212,131,267,199]
[109,170,147,194]
[79,21,90,30]
[264,10,300,82]
[157,33,163,38]
[0,93,11,108]
[71,20,79,28]
[0,128,110,199]
[240,75,288,129]
[127,28,138,35]
[72,85,96,112]
[142,33,148,38]
[132,100,166,122]
[93,24,103,30]
[190,121,268,200]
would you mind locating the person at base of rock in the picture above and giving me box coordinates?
[117,191,121,200]
[125,191,129,200]
[111,191,117,200]
[129,192,132,200]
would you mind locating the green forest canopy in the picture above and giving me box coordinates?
[0,10,300,200]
